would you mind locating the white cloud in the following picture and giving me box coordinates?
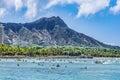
[2,0,14,7]
[110,0,120,14]
[1,0,23,11]
[77,0,110,17]
[0,0,23,11]
[14,0,23,11]
[0,8,6,17]
[46,0,110,18]
[1,0,119,19]
[0,0,38,19]
[24,0,38,19]
[46,0,75,9]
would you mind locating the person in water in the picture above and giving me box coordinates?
[17,64,19,66]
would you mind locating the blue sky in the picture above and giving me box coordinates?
[0,0,120,46]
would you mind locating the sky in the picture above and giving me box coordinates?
[0,0,120,46]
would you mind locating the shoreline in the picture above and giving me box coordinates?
[0,56,120,59]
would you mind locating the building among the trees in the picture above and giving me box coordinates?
[0,24,4,44]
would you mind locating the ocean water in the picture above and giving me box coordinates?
[0,58,120,80]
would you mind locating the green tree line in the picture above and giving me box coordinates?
[0,44,120,57]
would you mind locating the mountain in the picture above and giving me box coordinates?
[1,16,119,49]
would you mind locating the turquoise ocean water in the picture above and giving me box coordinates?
[0,58,120,80]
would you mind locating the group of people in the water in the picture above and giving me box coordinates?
[15,58,89,70]
[1,58,119,70]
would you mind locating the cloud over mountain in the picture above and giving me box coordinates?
[46,0,110,17]
[0,0,120,19]
[24,0,38,19]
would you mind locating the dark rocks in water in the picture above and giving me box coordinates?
[80,67,87,70]
[94,60,104,64]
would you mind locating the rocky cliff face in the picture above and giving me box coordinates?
[1,16,119,48]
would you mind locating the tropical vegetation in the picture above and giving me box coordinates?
[0,44,120,57]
